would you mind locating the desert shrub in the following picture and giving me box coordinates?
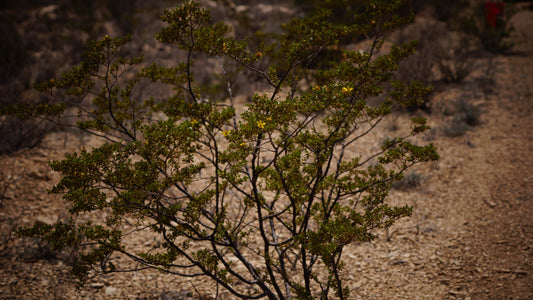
[443,121,470,137]
[0,14,28,84]
[68,0,140,35]
[459,2,515,53]
[393,18,480,112]
[294,0,414,70]
[0,4,88,154]
[391,170,427,190]
[18,1,438,298]
[442,97,481,137]
[294,0,370,26]
[0,116,55,154]
[0,86,58,154]
[394,22,446,87]
[393,21,446,112]
[436,35,477,84]
[0,165,19,255]
[0,80,62,154]
[411,0,469,23]
[295,0,414,26]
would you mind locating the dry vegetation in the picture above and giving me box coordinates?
[0,1,532,299]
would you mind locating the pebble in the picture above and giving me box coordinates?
[105,286,118,295]
[36,216,56,225]
[90,282,104,289]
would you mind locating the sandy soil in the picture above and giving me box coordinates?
[0,4,532,300]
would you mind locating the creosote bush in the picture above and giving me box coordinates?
[17,1,438,299]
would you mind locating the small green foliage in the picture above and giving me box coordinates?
[19,1,438,299]
[443,97,482,137]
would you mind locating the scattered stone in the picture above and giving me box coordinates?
[484,198,497,208]
[495,268,512,273]
[389,259,408,266]
[448,290,465,296]
[36,216,55,225]
[90,282,104,289]
[105,286,118,295]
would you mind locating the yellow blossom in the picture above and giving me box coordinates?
[222,130,230,137]
[190,119,199,126]
[257,120,266,129]
[240,142,247,147]
[266,117,272,121]
[342,86,353,94]
[256,51,262,58]
[312,85,320,91]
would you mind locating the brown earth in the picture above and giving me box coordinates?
[0,4,532,300]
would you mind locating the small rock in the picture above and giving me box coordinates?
[36,216,56,225]
[105,286,117,295]
[484,198,497,208]
[495,268,511,273]
[448,290,465,296]
[90,282,104,289]
[389,259,408,266]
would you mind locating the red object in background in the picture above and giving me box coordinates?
[485,2,505,28]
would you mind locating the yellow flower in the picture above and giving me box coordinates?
[255,51,262,58]
[240,142,247,147]
[222,130,230,137]
[257,120,266,129]
[342,86,353,94]
[190,119,199,126]
[266,117,272,121]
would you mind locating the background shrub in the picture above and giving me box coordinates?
[442,97,482,137]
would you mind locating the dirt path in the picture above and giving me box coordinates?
[457,8,533,298]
